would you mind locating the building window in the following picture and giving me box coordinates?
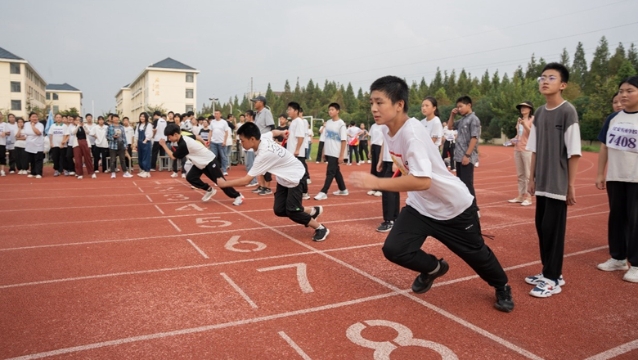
[185,105,194,112]
[46,93,50,100]
[10,63,20,74]
[10,81,21,92]
[52,93,59,100]
[11,100,21,111]
[53,105,59,113]
[185,73,194,83]
[185,89,194,99]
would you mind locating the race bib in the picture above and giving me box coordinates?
[607,122,638,153]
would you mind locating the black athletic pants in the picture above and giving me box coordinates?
[358,140,369,161]
[151,142,163,170]
[27,152,44,176]
[535,196,567,281]
[348,145,359,164]
[125,144,133,169]
[606,182,638,266]
[15,147,28,171]
[187,158,240,199]
[442,141,455,171]
[320,155,346,194]
[383,205,508,288]
[380,161,400,222]
[274,182,311,226]
[8,149,16,171]
[64,147,75,172]
[316,141,324,162]
[297,156,309,193]
[456,161,478,210]
[370,144,381,177]
[50,147,63,172]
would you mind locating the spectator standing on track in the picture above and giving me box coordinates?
[160,124,244,206]
[316,122,326,163]
[358,123,370,164]
[275,114,289,145]
[447,96,481,212]
[91,116,110,174]
[286,102,310,200]
[220,122,329,241]
[107,114,132,179]
[508,101,534,206]
[441,122,457,172]
[5,113,18,174]
[252,95,275,134]
[367,122,384,197]
[224,114,235,175]
[314,103,348,200]
[85,114,97,170]
[63,115,76,176]
[350,75,514,313]
[23,112,45,178]
[244,110,259,188]
[209,111,230,175]
[420,96,443,147]
[525,63,581,298]
[198,119,211,146]
[346,121,361,165]
[595,76,638,283]
[123,117,135,171]
[14,117,29,174]
[134,112,153,178]
[48,114,65,177]
[300,109,312,184]
[71,116,96,179]
[151,111,167,172]
[0,112,6,176]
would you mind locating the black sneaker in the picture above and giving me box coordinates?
[251,186,263,193]
[494,285,514,313]
[376,221,394,233]
[411,259,449,294]
[312,226,329,242]
[311,206,323,220]
[259,188,273,196]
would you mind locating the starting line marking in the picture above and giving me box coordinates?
[278,331,312,360]
[186,239,208,259]
[167,219,181,233]
[584,339,638,360]
[145,195,153,203]
[153,205,164,215]
[220,272,258,309]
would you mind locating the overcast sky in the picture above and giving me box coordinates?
[2,0,637,114]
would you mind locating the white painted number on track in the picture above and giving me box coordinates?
[196,217,232,228]
[224,235,266,252]
[257,263,313,294]
[346,320,458,360]
[175,203,206,212]
[164,194,189,201]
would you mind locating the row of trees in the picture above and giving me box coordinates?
[209,37,638,142]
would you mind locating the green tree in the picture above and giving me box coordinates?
[559,48,571,71]
[608,42,626,75]
[571,42,588,89]
[616,60,637,83]
[430,68,443,94]
[344,82,358,113]
[479,70,491,94]
[580,75,616,142]
[586,36,611,94]
[627,43,638,72]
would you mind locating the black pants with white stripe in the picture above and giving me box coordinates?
[606,182,638,266]
[274,182,311,226]
[382,205,508,288]
[187,158,240,199]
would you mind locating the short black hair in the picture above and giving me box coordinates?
[98,116,104,121]
[207,115,214,120]
[112,114,120,119]
[197,116,205,121]
[168,111,174,115]
[619,75,638,90]
[122,117,129,121]
[245,110,255,117]
[350,121,356,126]
[174,113,181,120]
[370,76,409,113]
[542,62,570,83]
[328,103,341,111]
[227,114,233,119]
[153,110,162,117]
[164,123,181,137]
[456,95,472,106]
[279,114,287,119]
[237,121,261,140]
[85,113,92,118]
[188,111,194,117]
[287,102,301,112]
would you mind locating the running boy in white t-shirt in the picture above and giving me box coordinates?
[218,122,329,242]
[350,76,513,312]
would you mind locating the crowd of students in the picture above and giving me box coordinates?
[2,68,637,312]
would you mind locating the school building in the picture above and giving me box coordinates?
[0,46,47,118]
[46,83,83,114]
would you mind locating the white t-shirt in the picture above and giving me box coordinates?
[23,122,45,153]
[319,125,326,142]
[124,126,134,145]
[192,125,201,136]
[382,117,474,220]
[601,110,638,183]
[66,124,77,147]
[322,119,347,158]
[443,126,457,142]
[91,125,109,148]
[225,127,233,146]
[0,123,6,146]
[49,124,66,147]
[249,133,304,188]
[153,118,167,141]
[210,119,229,144]
[85,123,96,146]
[286,117,308,156]
[347,126,361,144]
[5,122,18,150]
[307,127,314,142]
[181,120,192,131]
[421,116,443,146]
[181,135,216,169]
[369,123,384,146]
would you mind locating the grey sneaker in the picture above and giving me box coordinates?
[332,189,349,196]
[258,188,273,196]
[376,221,394,233]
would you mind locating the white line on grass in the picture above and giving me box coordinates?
[186,239,208,259]
[220,272,258,309]
[278,331,312,360]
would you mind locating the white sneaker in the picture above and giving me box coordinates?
[333,190,349,196]
[597,258,629,272]
[529,279,561,298]
[474,162,479,167]
[137,171,146,178]
[233,195,244,206]
[525,273,566,286]
[77,176,83,180]
[9,170,15,174]
[0,170,5,176]
[367,190,375,196]
[69,172,76,176]
[35,175,42,179]
[202,187,216,202]
[314,192,328,200]
[302,193,310,200]
[367,160,371,163]
[111,173,116,179]
[150,169,156,172]
[91,174,97,179]
[171,172,178,178]
[623,267,638,283]
[123,172,133,178]
[223,172,228,176]
[181,173,186,178]
[307,178,312,184]
[508,197,523,203]
[373,191,382,197]
[27,174,34,178]
[521,199,533,206]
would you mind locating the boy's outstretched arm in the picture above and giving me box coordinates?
[217,174,254,188]
[349,172,430,192]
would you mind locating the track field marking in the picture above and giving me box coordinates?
[138,187,144,193]
[145,195,153,203]
[186,239,208,259]
[584,339,638,360]
[167,219,181,232]
[278,331,312,360]
[220,272,258,309]
[153,205,165,215]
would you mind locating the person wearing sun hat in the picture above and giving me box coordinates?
[508,101,535,206]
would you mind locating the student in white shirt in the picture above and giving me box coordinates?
[90,116,110,173]
[208,111,230,175]
[48,114,66,176]
[61,115,76,175]
[357,123,370,164]
[441,122,457,171]
[151,111,167,171]
[123,117,135,171]
[286,102,310,199]
[420,96,443,146]
[5,113,19,174]
[224,121,233,175]
[314,103,348,200]
[350,76,513,312]
[23,112,45,178]
[346,121,362,165]
[14,117,29,174]
[0,113,7,176]
[159,124,244,205]
[316,123,326,163]
[219,122,329,242]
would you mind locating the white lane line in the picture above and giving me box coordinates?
[5,292,397,360]
[153,205,164,215]
[186,239,208,259]
[145,195,153,203]
[584,339,638,360]
[278,331,312,360]
[132,181,137,186]
[220,272,258,309]
[167,219,181,232]
[138,187,144,193]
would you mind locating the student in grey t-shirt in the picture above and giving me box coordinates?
[250,95,275,134]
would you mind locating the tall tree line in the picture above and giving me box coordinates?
[208,37,638,142]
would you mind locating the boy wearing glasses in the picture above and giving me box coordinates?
[525,63,581,298]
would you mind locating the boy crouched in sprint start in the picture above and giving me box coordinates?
[160,124,244,205]
[217,122,329,242]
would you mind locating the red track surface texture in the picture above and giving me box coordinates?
[2,146,637,359]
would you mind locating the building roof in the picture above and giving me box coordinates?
[46,83,80,92]
[0,46,24,60]
[149,57,196,71]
